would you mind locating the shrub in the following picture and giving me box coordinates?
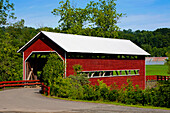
[83,84,93,100]
[42,58,170,108]
[42,53,64,87]
[108,89,119,101]
[52,76,72,97]
[154,80,170,108]
[134,85,144,105]
[143,80,170,108]
[98,80,110,100]
[69,64,89,86]
[72,64,83,75]
[83,84,99,101]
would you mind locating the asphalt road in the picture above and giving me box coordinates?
[0,88,169,113]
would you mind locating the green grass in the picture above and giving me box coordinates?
[146,65,169,76]
[44,95,170,110]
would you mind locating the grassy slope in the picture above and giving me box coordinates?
[146,65,169,76]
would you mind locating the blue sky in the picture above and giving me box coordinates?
[11,0,170,31]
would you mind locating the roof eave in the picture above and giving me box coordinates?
[17,32,42,53]
[41,31,68,52]
[67,51,150,56]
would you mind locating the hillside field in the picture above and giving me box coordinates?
[146,65,169,76]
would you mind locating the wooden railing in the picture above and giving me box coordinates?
[0,80,41,88]
[146,75,157,81]
[157,76,170,81]
[0,80,50,96]
[42,83,50,96]
[146,75,170,81]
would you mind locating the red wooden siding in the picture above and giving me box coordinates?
[23,37,65,61]
[23,37,65,80]
[66,58,145,89]
[24,39,54,60]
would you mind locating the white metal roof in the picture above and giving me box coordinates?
[18,31,150,55]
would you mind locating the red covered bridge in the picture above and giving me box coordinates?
[17,31,150,89]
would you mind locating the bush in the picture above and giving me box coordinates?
[51,76,71,97]
[42,53,64,87]
[42,58,170,108]
[108,89,119,101]
[69,64,89,86]
[98,80,110,100]
[141,80,170,108]
[82,84,98,100]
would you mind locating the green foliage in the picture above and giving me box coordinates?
[42,56,86,99]
[86,0,123,37]
[12,19,25,28]
[69,73,89,86]
[117,80,144,105]
[52,0,88,31]
[72,64,83,75]
[108,89,119,101]
[0,1,24,82]
[48,75,85,99]
[144,81,170,108]
[0,23,39,81]
[52,0,123,38]
[98,80,110,100]
[42,53,64,86]
[118,28,170,57]
[48,75,170,108]
[0,28,27,81]
[82,84,99,100]
[69,64,89,86]
[0,0,17,26]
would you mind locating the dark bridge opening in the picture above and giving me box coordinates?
[26,52,50,81]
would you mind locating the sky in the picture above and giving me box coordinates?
[11,0,170,31]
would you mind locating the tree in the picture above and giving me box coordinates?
[0,32,22,81]
[52,0,123,37]
[141,44,152,55]
[52,0,88,31]
[0,0,16,26]
[12,19,25,28]
[86,0,123,37]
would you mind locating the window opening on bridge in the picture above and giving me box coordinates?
[67,53,139,60]
[80,69,140,78]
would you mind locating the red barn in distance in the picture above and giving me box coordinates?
[17,31,150,89]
